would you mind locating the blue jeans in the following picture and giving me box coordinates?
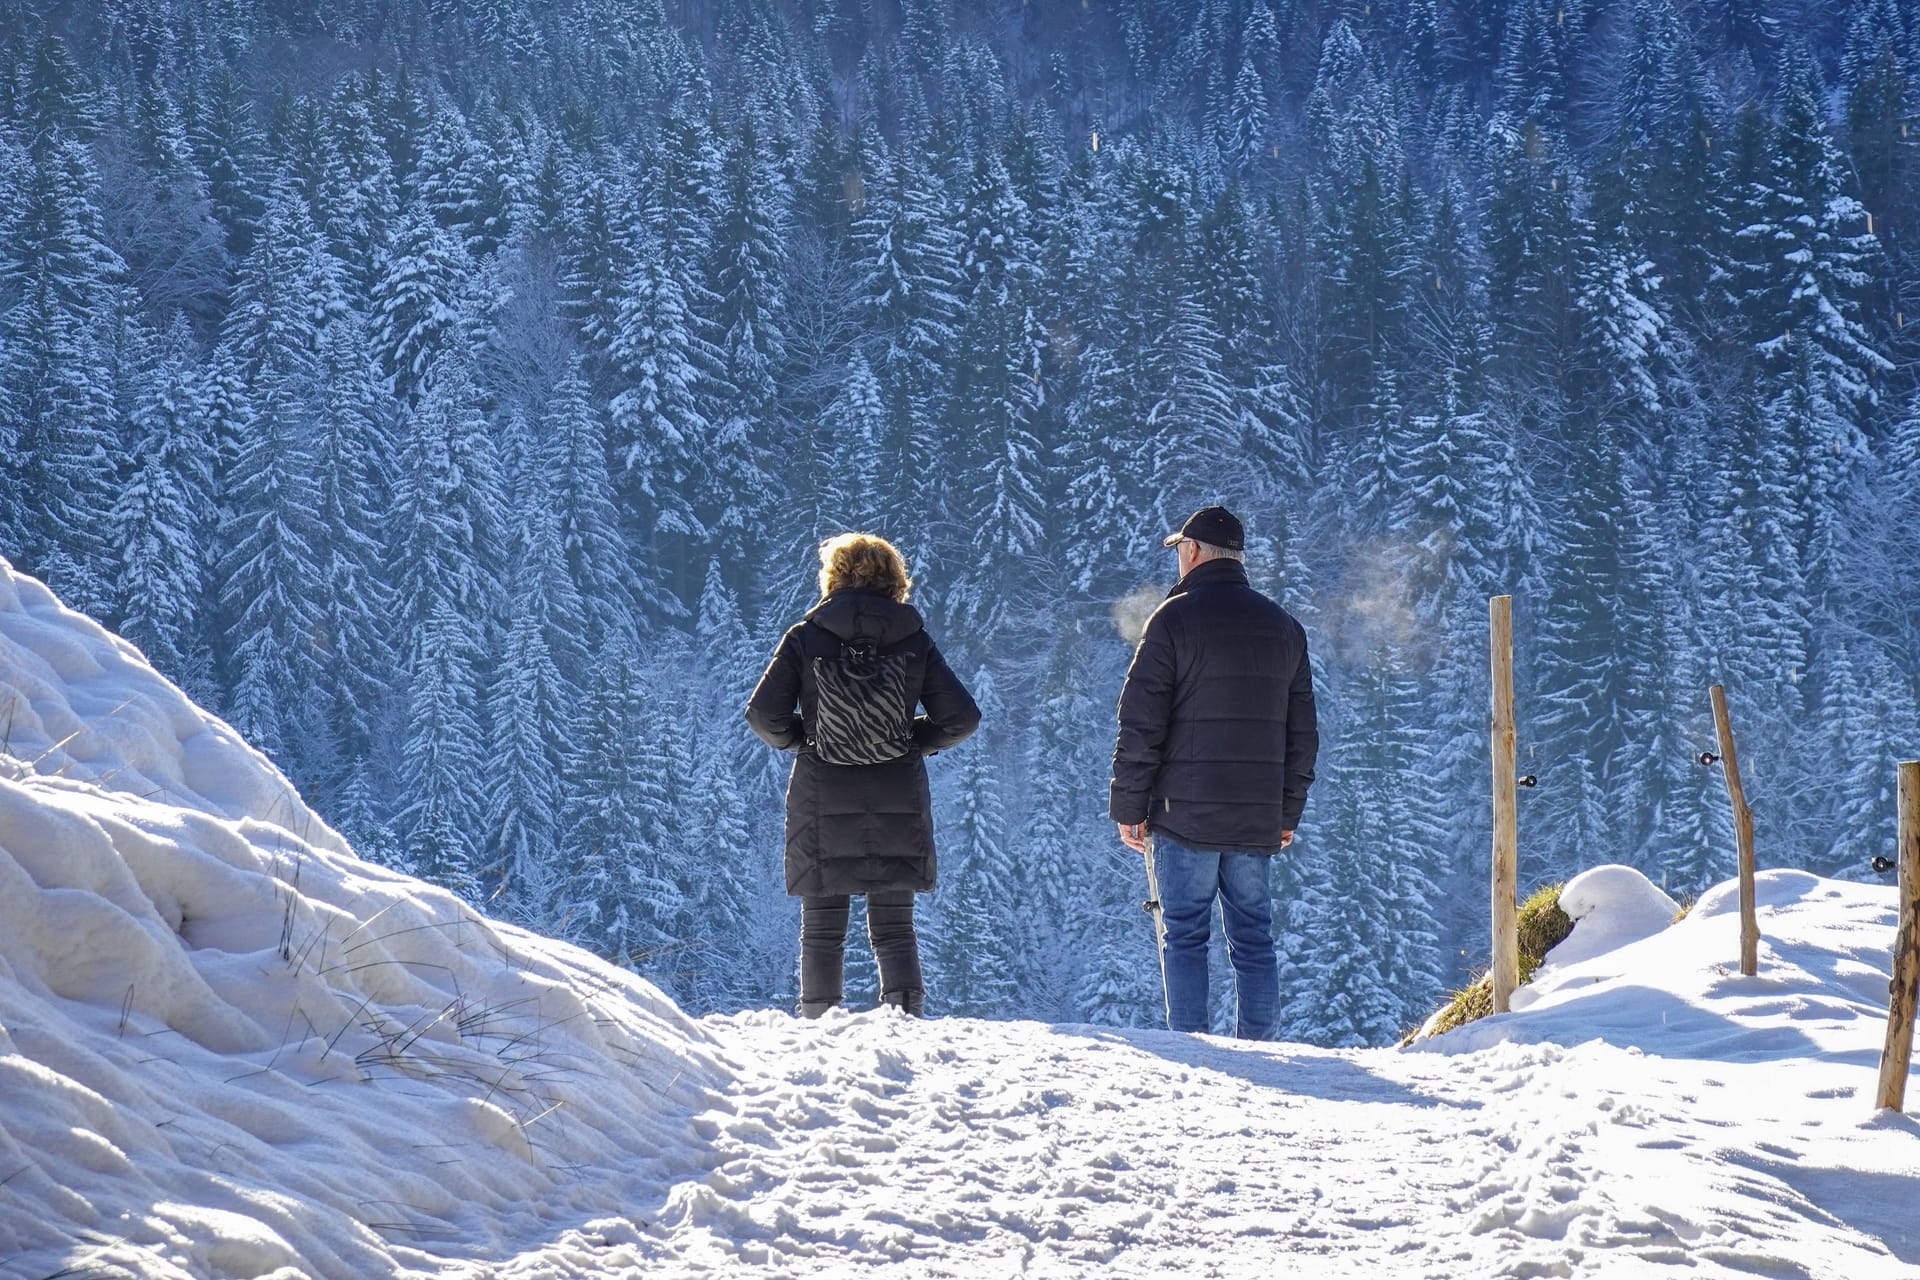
[1152,833,1280,1039]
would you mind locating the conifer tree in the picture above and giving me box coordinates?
[818,352,888,529]
[851,141,962,539]
[321,76,398,292]
[609,225,710,568]
[111,315,215,689]
[704,114,786,555]
[488,482,575,931]
[541,357,642,644]
[931,669,1019,1016]
[419,103,507,259]
[397,597,490,900]
[1741,52,1891,409]
[216,184,336,770]
[187,67,267,263]
[371,206,476,403]
[310,300,400,803]
[677,561,762,1011]
[0,119,126,614]
[392,350,505,628]
[947,155,1047,629]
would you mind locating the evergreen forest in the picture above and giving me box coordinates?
[2,0,1917,1042]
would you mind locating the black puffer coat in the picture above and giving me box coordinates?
[745,590,981,896]
[1109,558,1318,853]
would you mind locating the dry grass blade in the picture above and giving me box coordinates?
[29,697,138,769]
[331,898,405,952]
[325,994,378,1057]
[342,918,469,956]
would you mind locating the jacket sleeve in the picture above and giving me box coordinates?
[1281,631,1318,829]
[744,629,806,751]
[912,641,981,754]
[1109,607,1177,825]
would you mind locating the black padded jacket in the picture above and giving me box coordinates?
[745,589,981,896]
[1108,558,1317,853]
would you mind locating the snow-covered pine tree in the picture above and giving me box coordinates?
[110,315,215,691]
[541,357,645,645]
[677,560,764,1012]
[215,182,338,772]
[112,75,226,326]
[371,205,476,404]
[850,139,962,544]
[418,101,507,260]
[0,111,126,615]
[396,596,490,901]
[1842,0,1918,281]
[309,297,401,821]
[1727,54,1890,618]
[929,667,1020,1016]
[319,76,398,294]
[562,635,679,968]
[186,66,267,264]
[704,114,786,557]
[1019,628,1103,1019]
[392,349,505,629]
[487,467,577,931]
[817,351,888,530]
[609,223,711,578]
[946,154,1047,632]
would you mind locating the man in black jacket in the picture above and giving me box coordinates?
[1110,506,1317,1039]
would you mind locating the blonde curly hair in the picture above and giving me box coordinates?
[818,532,913,603]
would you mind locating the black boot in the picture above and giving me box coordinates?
[879,987,926,1017]
[867,892,925,1016]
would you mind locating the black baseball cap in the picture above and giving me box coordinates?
[1163,505,1245,551]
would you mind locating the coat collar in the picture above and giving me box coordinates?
[1168,557,1249,598]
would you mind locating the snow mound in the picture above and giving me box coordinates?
[0,558,731,1278]
[1544,863,1681,968]
[1430,868,1897,1065]
[0,561,336,837]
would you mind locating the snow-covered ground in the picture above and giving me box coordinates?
[3,555,1919,1279]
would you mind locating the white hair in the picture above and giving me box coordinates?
[1190,540,1246,564]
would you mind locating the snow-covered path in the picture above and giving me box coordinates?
[495,990,1919,1279]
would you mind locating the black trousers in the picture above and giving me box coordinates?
[799,891,924,1015]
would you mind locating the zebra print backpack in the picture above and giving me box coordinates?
[809,636,916,766]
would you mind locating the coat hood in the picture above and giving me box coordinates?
[806,590,925,646]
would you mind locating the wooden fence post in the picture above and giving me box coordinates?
[1708,685,1759,976]
[1876,761,1920,1112]
[1491,596,1519,1014]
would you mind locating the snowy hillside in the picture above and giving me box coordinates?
[0,559,730,1277]
[4,557,1920,1279]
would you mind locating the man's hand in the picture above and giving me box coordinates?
[1280,829,1295,849]
[1117,821,1150,854]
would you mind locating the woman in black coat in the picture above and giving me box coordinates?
[745,533,980,1017]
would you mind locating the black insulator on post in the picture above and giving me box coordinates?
[1518,774,1538,788]
[1698,751,1720,767]
[1873,855,1897,876]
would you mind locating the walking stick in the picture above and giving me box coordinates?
[1142,832,1167,957]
